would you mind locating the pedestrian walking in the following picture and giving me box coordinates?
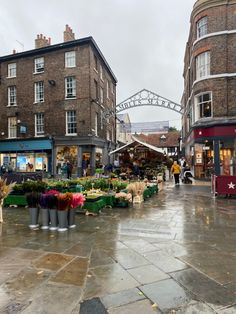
[179,156,186,180]
[66,160,73,179]
[171,161,181,185]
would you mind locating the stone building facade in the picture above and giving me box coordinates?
[182,0,236,178]
[0,26,117,176]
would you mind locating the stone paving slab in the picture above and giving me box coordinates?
[101,288,145,309]
[179,250,236,285]
[140,278,193,313]
[143,251,188,273]
[171,268,236,310]
[122,239,158,253]
[33,252,74,271]
[107,299,161,314]
[50,257,89,286]
[21,283,82,314]
[111,248,150,269]
[127,264,169,284]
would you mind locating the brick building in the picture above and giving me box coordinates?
[182,0,236,178]
[0,25,117,176]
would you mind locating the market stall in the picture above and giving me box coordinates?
[109,136,166,180]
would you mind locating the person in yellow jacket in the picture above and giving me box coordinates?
[171,161,181,185]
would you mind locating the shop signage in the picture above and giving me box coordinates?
[216,176,236,195]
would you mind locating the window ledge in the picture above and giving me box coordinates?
[65,133,77,136]
[6,76,16,79]
[33,71,44,75]
[65,97,77,100]
[34,101,44,104]
[7,104,17,107]
[65,66,76,68]
[35,134,45,137]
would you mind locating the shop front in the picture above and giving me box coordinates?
[0,139,52,173]
[185,125,236,178]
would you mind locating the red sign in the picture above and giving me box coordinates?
[216,176,236,195]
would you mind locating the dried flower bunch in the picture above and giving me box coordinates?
[127,181,146,196]
[57,192,73,210]
[0,178,16,201]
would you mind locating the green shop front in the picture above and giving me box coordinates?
[0,139,52,173]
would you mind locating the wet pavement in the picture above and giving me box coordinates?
[0,181,236,313]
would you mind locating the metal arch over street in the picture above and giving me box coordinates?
[117,89,183,114]
[103,89,183,120]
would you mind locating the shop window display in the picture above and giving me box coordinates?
[56,146,78,175]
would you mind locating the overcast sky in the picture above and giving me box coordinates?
[0,0,196,130]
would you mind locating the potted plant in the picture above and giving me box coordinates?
[46,190,59,231]
[69,193,85,228]
[115,192,132,208]
[26,191,40,228]
[56,192,73,232]
[39,190,58,230]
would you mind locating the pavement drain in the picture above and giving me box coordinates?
[3,302,29,314]
[79,297,108,314]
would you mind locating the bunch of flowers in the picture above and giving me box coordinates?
[115,192,132,202]
[57,192,73,211]
[39,190,59,209]
[127,181,146,196]
[71,193,86,208]
[0,179,16,201]
[26,191,40,207]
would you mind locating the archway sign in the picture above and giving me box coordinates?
[103,88,183,119]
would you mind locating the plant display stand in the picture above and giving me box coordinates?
[29,207,39,229]
[4,195,27,207]
[82,199,106,214]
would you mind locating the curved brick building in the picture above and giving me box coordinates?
[182,0,236,178]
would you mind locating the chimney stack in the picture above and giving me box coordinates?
[35,34,51,49]
[12,49,17,54]
[63,24,75,42]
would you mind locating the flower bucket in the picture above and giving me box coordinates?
[49,209,58,231]
[29,207,39,228]
[41,208,49,230]
[57,210,68,232]
[68,208,76,229]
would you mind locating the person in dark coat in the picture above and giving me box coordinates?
[66,161,73,179]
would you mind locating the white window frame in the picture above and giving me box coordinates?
[95,112,98,136]
[65,51,76,68]
[8,86,17,106]
[34,57,44,73]
[34,81,44,103]
[8,117,17,138]
[106,81,110,99]
[100,65,103,81]
[194,92,212,121]
[65,76,76,98]
[197,16,208,38]
[35,113,44,136]
[66,110,77,135]
[100,87,104,104]
[196,51,210,80]
[8,63,16,78]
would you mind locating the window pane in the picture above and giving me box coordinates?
[8,117,17,138]
[35,81,44,102]
[8,86,17,106]
[196,92,212,119]
[65,77,76,98]
[35,113,44,135]
[65,51,76,68]
[8,63,16,77]
[196,51,210,79]
[67,111,77,134]
[197,16,208,38]
[35,57,44,73]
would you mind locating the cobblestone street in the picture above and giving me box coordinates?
[0,181,236,313]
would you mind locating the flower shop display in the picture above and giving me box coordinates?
[69,193,85,228]
[115,192,132,207]
[39,190,59,230]
[26,191,40,228]
[56,192,73,232]
[0,178,16,223]
[127,181,146,203]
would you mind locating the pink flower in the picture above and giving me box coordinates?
[45,189,59,195]
[71,193,86,208]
